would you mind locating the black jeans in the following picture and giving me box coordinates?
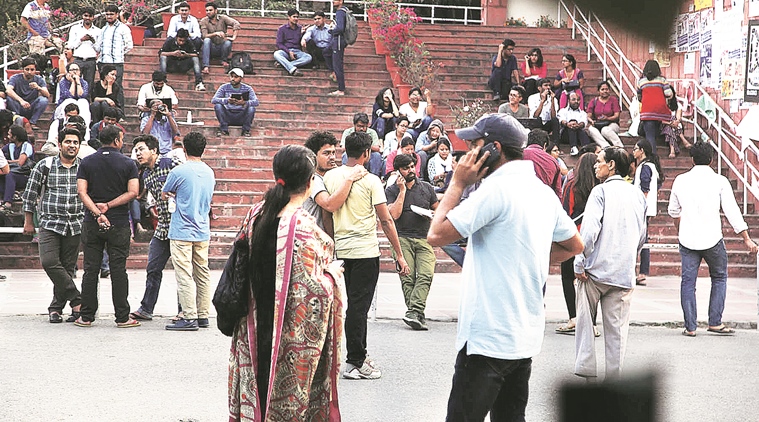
[561,126,591,148]
[80,222,132,323]
[488,66,513,97]
[540,117,561,143]
[39,228,81,314]
[446,344,532,422]
[342,257,380,367]
[305,40,333,71]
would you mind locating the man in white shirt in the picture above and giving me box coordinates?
[167,1,203,51]
[428,114,582,420]
[95,4,132,115]
[67,7,100,89]
[668,141,758,337]
[136,71,179,117]
[528,78,560,143]
[557,91,590,156]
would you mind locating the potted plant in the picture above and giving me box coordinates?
[394,39,438,93]
[448,98,494,150]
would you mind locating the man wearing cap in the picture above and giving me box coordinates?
[427,113,582,421]
[211,68,259,137]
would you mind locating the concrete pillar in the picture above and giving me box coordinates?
[481,0,508,26]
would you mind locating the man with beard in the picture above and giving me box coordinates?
[558,91,590,156]
[385,153,439,330]
[129,135,182,321]
[22,127,85,323]
[95,4,132,115]
[303,130,367,233]
[4,57,50,129]
[67,7,99,89]
[199,2,240,73]
[211,68,259,137]
[140,98,180,155]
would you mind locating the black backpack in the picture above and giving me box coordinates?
[228,52,255,75]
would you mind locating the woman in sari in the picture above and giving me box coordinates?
[228,144,344,421]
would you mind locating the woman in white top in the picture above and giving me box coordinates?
[427,137,453,184]
[382,115,410,159]
[632,139,664,286]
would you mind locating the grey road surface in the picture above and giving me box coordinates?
[1,317,757,422]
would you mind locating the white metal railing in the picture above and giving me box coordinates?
[1,0,481,79]
[557,0,642,108]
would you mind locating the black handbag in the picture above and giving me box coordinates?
[562,80,581,92]
[212,236,251,337]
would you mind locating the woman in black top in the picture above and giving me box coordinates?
[89,64,123,123]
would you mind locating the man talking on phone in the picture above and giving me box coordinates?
[428,113,583,421]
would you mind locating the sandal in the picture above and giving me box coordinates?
[706,325,735,335]
[129,309,153,321]
[65,312,80,323]
[49,312,63,323]
[116,318,141,328]
[682,329,696,337]
[555,319,576,334]
[636,275,647,286]
[74,317,92,327]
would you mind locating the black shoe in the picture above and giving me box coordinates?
[291,69,303,77]
[240,130,251,137]
[197,318,210,328]
[492,93,501,101]
[216,129,229,137]
[49,312,63,323]
[65,312,80,323]
[165,318,199,331]
[100,269,110,278]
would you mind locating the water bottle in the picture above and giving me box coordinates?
[186,111,192,124]
[168,197,176,213]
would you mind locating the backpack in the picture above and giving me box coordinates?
[228,52,255,75]
[342,6,358,45]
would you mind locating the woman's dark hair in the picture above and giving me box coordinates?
[563,54,576,69]
[527,48,544,68]
[597,80,611,91]
[396,115,409,127]
[667,95,679,112]
[250,145,315,264]
[635,139,665,183]
[690,140,713,165]
[603,146,632,178]
[437,138,451,151]
[643,60,661,81]
[545,142,560,153]
[400,136,415,148]
[99,64,117,81]
[572,152,599,213]
[374,87,394,106]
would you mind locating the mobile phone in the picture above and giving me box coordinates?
[476,142,500,171]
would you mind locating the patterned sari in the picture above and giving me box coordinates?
[228,203,343,422]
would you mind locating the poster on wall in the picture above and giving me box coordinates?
[677,14,689,52]
[689,13,701,51]
[701,44,713,84]
[669,20,678,49]
[696,0,714,11]
[745,21,759,102]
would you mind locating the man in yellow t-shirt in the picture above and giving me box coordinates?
[324,131,410,381]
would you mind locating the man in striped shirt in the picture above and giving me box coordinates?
[22,127,85,324]
[95,4,133,115]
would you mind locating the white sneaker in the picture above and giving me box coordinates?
[195,82,206,91]
[343,361,381,380]
[570,146,579,156]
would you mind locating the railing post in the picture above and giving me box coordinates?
[431,5,435,25]
[744,153,749,214]
[718,119,723,175]
[260,0,265,17]
[571,7,576,39]
[226,0,230,14]
[557,1,561,28]
[2,48,7,81]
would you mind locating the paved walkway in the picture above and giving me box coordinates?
[1,269,756,328]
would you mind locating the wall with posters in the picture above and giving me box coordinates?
[601,0,756,124]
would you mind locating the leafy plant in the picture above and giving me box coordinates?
[0,16,29,65]
[534,15,556,28]
[394,39,439,90]
[504,16,527,27]
[449,98,493,129]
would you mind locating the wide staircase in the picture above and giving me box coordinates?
[1,16,756,277]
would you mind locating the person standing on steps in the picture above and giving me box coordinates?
[95,4,133,117]
[385,153,438,330]
[67,7,100,90]
[327,0,348,96]
[632,140,664,286]
[668,141,758,337]
[22,127,84,324]
[488,38,519,102]
[273,9,312,77]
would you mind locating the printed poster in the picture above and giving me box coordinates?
[722,50,745,99]
[701,43,713,85]
[695,0,714,11]
[745,21,759,102]
[677,14,689,52]
[689,13,701,51]
[669,20,678,49]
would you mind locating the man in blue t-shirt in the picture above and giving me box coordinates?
[162,132,216,331]
[5,57,51,127]
[75,125,140,328]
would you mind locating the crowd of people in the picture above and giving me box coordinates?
[2,4,758,421]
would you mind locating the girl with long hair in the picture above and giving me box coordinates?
[370,87,399,138]
[637,60,673,155]
[553,53,585,109]
[632,139,664,285]
[228,144,344,421]
[556,152,600,335]
[521,48,547,100]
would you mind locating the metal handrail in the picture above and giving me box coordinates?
[2,1,481,79]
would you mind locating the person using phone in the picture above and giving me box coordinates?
[211,68,259,137]
[140,99,179,155]
[67,8,100,89]
[428,113,582,421]
[159,28,206,92]
[527,78,560,143]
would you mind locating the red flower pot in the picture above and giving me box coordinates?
[5,69,23,79]
[130,25,146,46]
[187,1,206,18]
[50,54,59,69]
[398,84,412,103]
[162,12,173,33]
[390,69,403,87]
[385,55,396,70]
[374,38,389,55]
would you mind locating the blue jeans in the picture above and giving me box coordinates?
[641,120,660,155]
[139,237,172,314]
[0,173,28,203]
[441,242,465,267]
[214,103,255,131]
[446,344,531,422]
[639,217,651,275]
[680,240,728,332]
[5,96,49,124]
[202,38,232,68]
[160,55,203,84]
[273,48,312,74]
[407,116,433,141]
